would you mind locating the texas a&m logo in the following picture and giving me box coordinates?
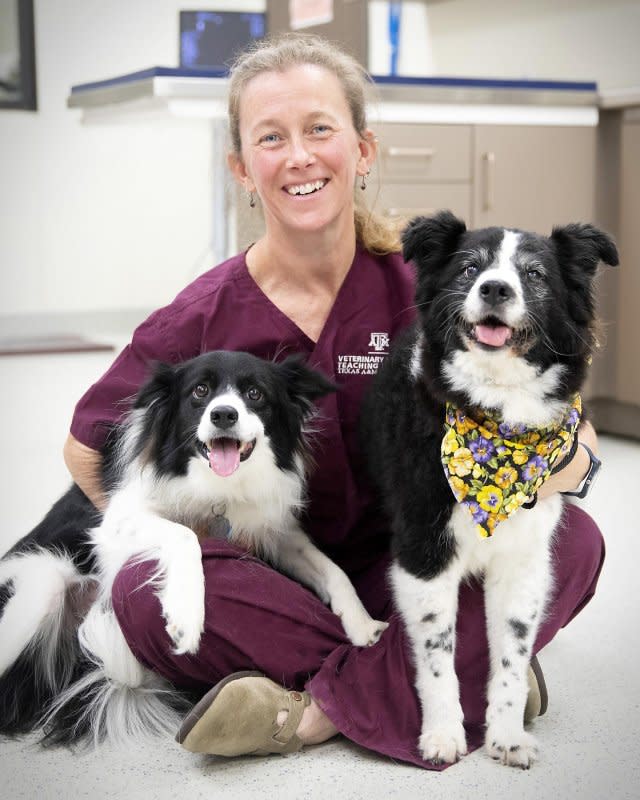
[337,331,390,375]
[368,332,390,352]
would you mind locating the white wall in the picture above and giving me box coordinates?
[0,0,242,317]
[371,0,640,89]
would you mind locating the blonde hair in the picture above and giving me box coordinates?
[227,32,401,254]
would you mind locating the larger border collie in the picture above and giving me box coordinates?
[0,350,387,747]
[361,211,617,768]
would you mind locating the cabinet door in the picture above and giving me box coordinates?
[473,125,596,233]
[617,117,640,407]
[372,182,471,224]
[374,123,472,183]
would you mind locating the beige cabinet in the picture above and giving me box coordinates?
[472,125,596,233]
[369,123,472,221]
[590,106,640,437]
[617,115,640,411]
[367,122,596,234]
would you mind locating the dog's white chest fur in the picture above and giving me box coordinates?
[442,350,567,427]
[450,493,563,578]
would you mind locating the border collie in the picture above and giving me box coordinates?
[361,211,618,768]
[0,350,387,747]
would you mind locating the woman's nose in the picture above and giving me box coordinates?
[286,136,315,168]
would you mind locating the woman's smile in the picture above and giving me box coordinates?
[284,179,329,197]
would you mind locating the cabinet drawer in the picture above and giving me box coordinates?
[371,182,472,225]
[373,123,472,182]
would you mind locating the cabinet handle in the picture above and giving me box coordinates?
[482,151,495,211]
[386,146,436,159]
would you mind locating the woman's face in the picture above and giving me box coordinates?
[231,64,375,239]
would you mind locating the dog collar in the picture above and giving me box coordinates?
[441,395,582,538]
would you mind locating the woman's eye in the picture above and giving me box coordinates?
[260,133,281,145]
[311,124,331,135]
[193,384,209,399]
[246,387,263,402]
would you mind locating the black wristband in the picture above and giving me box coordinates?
[561,443,602,499]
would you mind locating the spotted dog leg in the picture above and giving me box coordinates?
[483,545,552,769]
[391,559,467,764]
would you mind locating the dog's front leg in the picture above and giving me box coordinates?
[483,523,554,768]
[96,505,205,655]
[275,527,388,646]
[391,559,467,764]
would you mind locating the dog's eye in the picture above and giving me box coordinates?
[193,384,209,399]
[527,268,544,281]
[246,387,263,402]
[464,264,479,279]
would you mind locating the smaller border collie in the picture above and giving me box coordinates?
[361,211,617,768]
[0,350,387,747]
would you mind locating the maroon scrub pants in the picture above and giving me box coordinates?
[111,504,604,770]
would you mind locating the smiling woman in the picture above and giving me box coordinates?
[0,0,36,111]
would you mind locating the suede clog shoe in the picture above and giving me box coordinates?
[176,671,310,757]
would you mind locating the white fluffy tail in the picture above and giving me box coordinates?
[41,602,188,748]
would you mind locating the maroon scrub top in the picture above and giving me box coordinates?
[70,246,417,574]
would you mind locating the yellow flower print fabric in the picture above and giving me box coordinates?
[441,395,582,538]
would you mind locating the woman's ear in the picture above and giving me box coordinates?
[227,152,255,193]
[357,128,378,175]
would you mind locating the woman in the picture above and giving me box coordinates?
[63,33,603,769]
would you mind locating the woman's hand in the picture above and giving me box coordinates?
[537,420,598,500]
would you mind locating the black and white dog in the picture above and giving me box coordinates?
[0,350,386,747]
[361,211,617,768]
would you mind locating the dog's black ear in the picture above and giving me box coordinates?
[550,223,618,326]
[551,223,619,275]
[402,210,467,266]
[131,362,181,465]
[277,356,336,411]
[134,361,177,410]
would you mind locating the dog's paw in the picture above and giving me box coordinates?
[419,722,467,765]
[485,727,539,769]
[163,614,204,655]
[341,614,389,647]
[160,579,205,655]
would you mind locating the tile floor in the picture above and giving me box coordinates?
[1,348,639,799]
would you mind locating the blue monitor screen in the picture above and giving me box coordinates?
[179,11,266,73]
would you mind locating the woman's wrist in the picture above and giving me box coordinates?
[537,422,597,500]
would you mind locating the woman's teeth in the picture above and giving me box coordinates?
[287,180,326,196]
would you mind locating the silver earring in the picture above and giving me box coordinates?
[248,191,256,208]
[360,171,370,191]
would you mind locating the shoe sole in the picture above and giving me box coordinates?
[175,670,264,745]
[530,655,548,716]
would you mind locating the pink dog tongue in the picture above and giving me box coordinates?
[209,439,240,477]
[475,324,511,348]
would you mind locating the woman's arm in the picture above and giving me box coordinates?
[537,420,598,500]
[63,433,107,511]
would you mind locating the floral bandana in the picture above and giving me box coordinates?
[441,395,582,538]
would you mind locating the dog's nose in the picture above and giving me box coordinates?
[479,280,514,307]
[210,405,239,430]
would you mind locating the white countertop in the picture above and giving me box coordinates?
[67,71,599,127]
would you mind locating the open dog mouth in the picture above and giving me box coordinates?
[466,316,515,349]
[198,437,256,477]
